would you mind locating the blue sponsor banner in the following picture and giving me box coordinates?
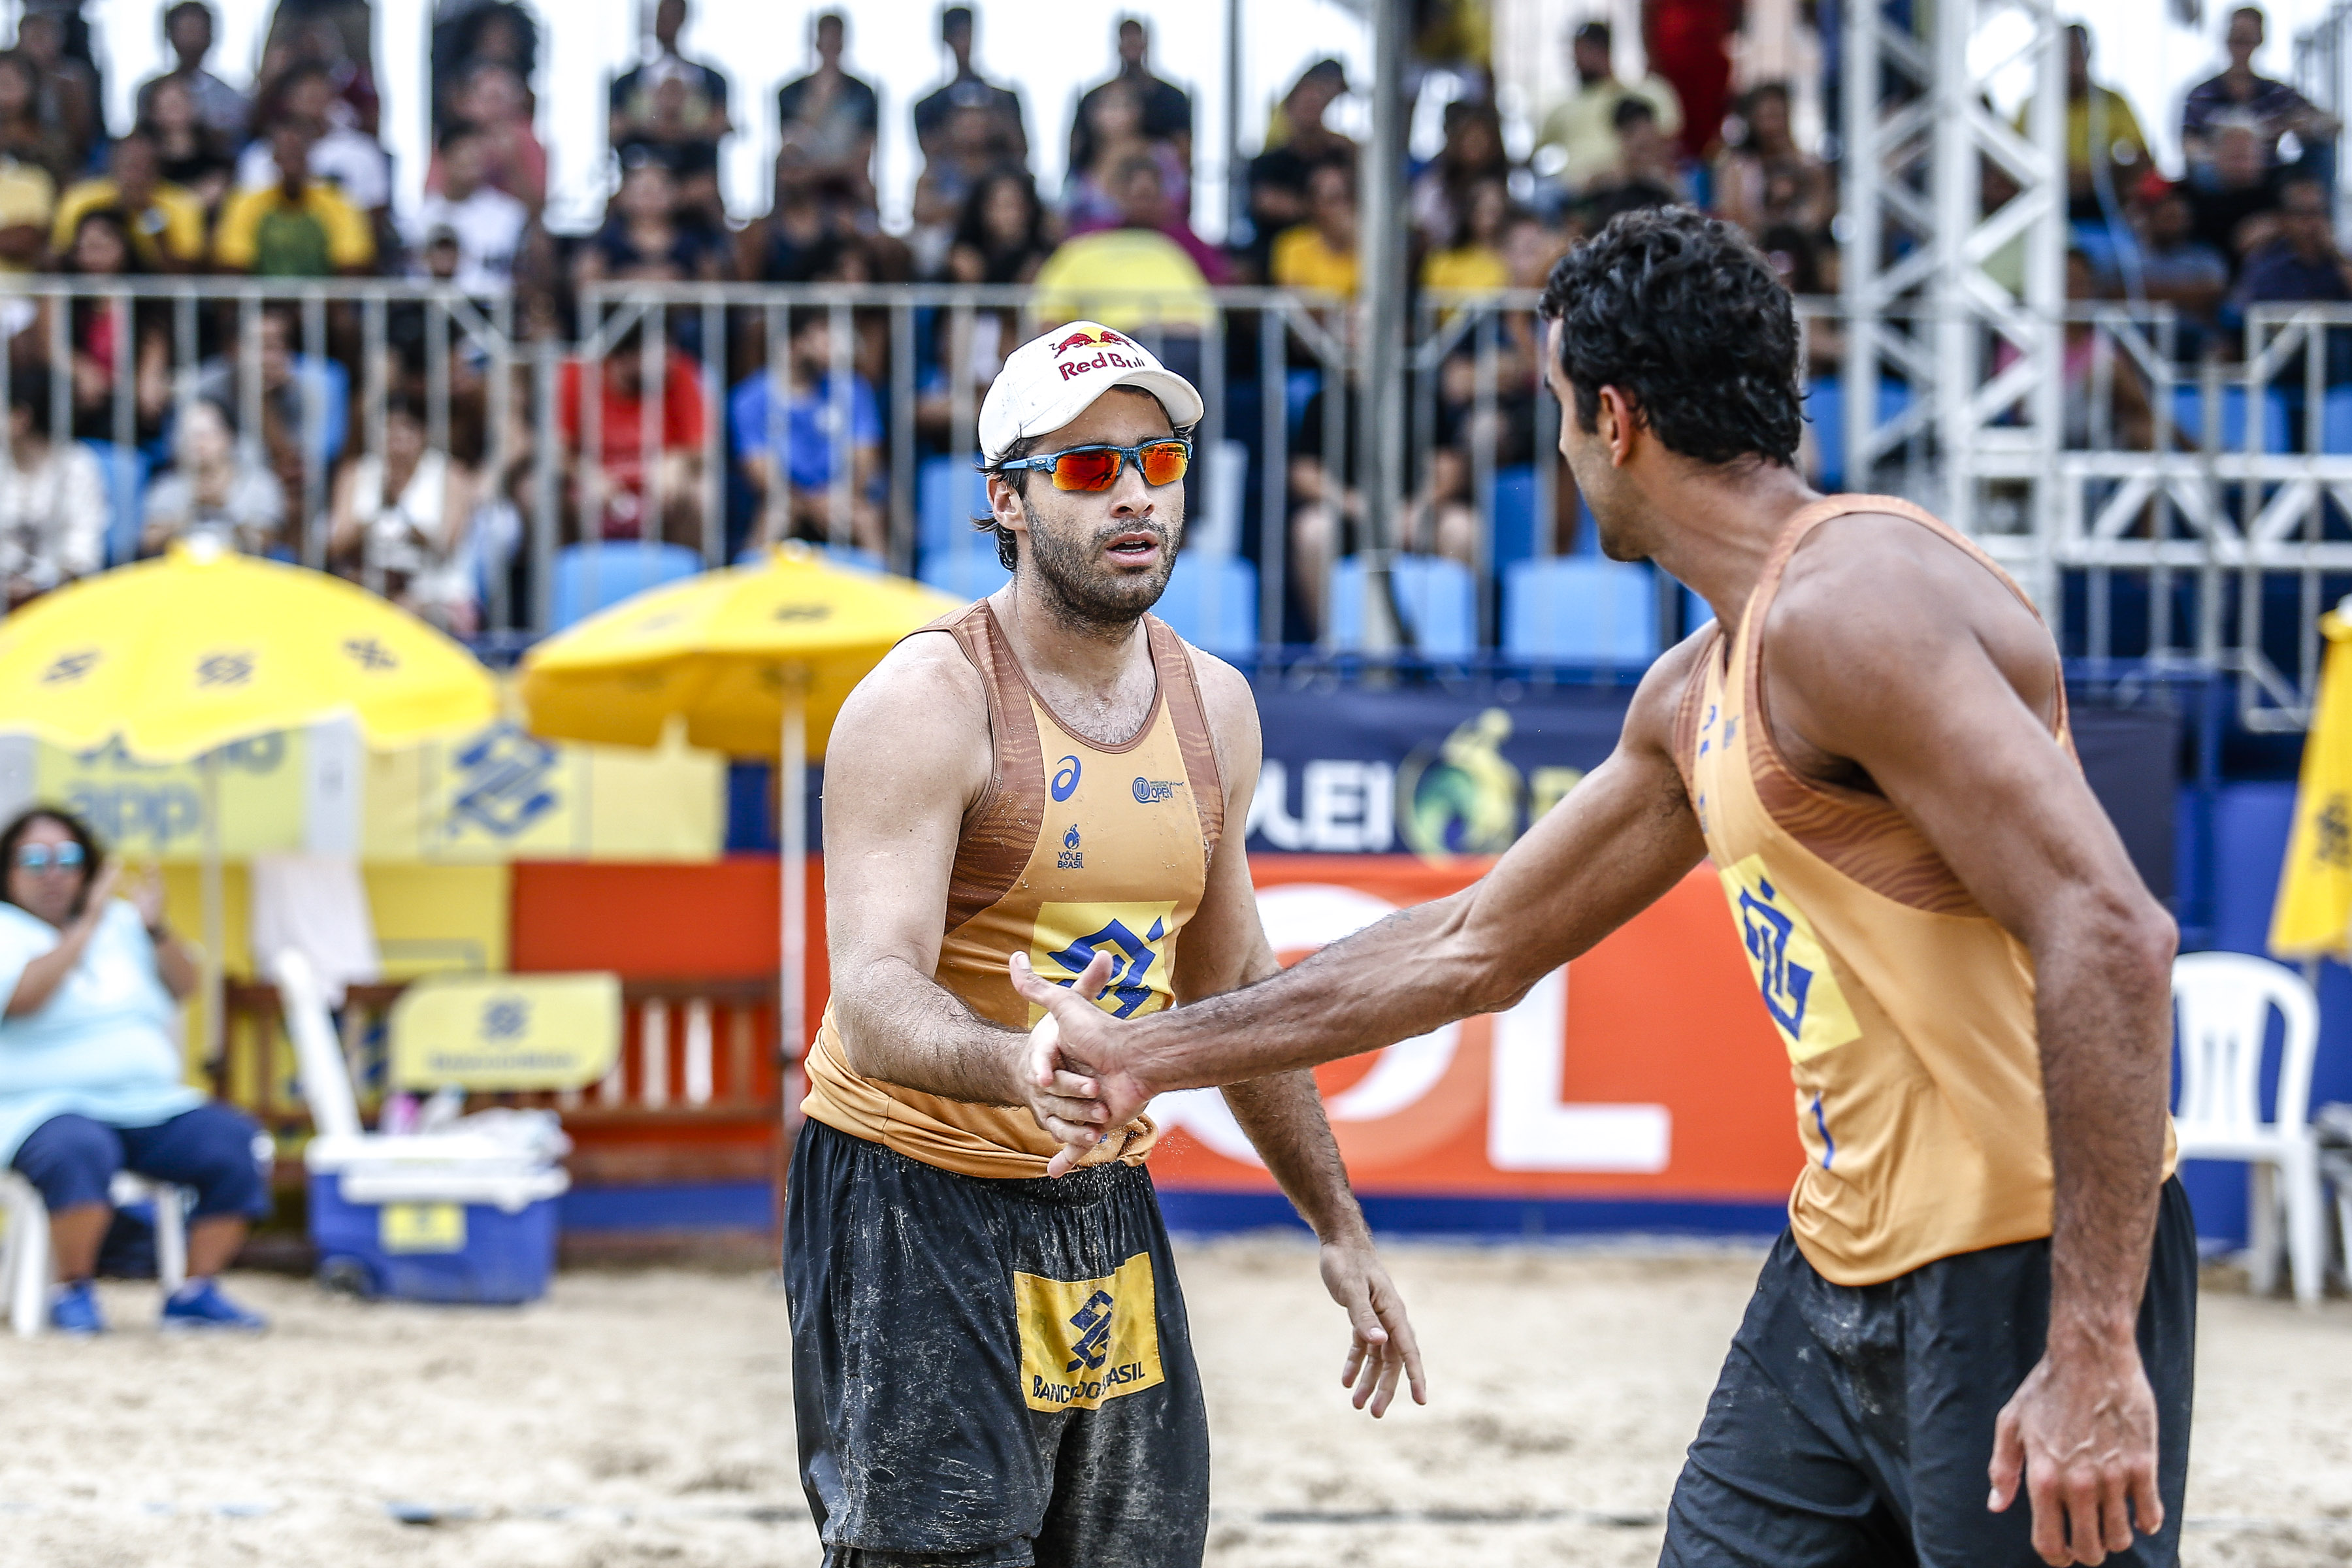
[1242,682,2178,894]
[727,680,2178,898]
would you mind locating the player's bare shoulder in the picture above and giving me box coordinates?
[1620,621,1717,763]
[826,627,994,812]
[1764,510,2059,766]
[1173,640,1262,789]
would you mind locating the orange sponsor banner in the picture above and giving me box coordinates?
[1147,857,1806,1206]
[509,854,1808,1209]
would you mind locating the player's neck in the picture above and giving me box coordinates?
[992,579,1149,696]
[1640,462,1822,640]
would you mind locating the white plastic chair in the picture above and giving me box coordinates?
[2172,952,2327,1307]
[2,1168,188,1338]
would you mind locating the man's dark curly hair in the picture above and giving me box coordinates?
[1537,206,1802,469]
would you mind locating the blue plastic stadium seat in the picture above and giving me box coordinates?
[1153,553,1258,658]
[1803,376,1915,493]
[1329,555,1478,660]
[1490,466,1535,572]
[1503,557,1660,665]
[2321,386,2352,453]
[2172,384,2291,454]
[917,455,988,559]
[917,539,1011,602]
[551,542,703,629]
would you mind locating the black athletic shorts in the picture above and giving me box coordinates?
[1662,1176,2197,1568]
[785,1117,1211,1568]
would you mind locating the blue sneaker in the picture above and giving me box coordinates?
[159,1279,267,1332]
[49,1279,105,1335]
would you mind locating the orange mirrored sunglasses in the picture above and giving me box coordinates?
[997,438,1192,493]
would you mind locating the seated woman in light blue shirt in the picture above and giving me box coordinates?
[0,806,269,1333]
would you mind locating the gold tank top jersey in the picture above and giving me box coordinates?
[1676,496,2174,1286]
[801,600,1225,1180]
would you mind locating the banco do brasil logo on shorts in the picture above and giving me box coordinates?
[1013,1253,1165,1412]
[1051,755,1081,802]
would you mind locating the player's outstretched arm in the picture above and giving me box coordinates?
[1010,631,1712,1132]
[824,634,1107,1135]
[1161,653,1425,1416]
[1763,517,2176,1568]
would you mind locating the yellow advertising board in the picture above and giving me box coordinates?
[37,734,308,860]
[387,972,622,1091]
[363,719,721,864]
[3,715,722,866]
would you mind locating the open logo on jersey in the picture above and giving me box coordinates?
[1014,1252,1164,1411]
[1028,900,1177,1021]
[1716,855,1860,1064]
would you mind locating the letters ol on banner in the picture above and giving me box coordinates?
[387,972,621,1092]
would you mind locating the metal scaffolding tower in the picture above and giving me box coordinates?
[1841,0,2070,604]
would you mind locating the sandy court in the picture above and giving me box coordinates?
[0,1239,2346,1568]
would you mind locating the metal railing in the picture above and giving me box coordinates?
[4,276,2347,727]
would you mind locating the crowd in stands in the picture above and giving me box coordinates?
[0,0,2342,646]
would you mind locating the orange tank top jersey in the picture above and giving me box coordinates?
[801,601,1225,1179]
[1675,495,2174,1286]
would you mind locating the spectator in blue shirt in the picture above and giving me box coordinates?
[2233,176,2352,304]
[2183,8,2340,182]
[731,309,884,557]
[2229,176,2352,382]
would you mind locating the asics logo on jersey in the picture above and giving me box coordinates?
[1051,755,1082,801]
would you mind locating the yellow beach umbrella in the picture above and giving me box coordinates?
[0,538,497,759]
[519,543,962,1053]
[0,538,499,1056]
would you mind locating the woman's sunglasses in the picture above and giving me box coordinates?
[996,438,1192,494]
[14,842,85,872]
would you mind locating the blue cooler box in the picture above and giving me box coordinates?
[307,1156,567,1305]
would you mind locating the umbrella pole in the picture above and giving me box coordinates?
[200,749,223,1069]
[780,676,807,1077]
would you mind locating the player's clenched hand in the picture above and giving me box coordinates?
[1988,1332,2163,1566]
[1009,950,1156,1175]
[1318,1239,1427,1418]
[1011,952,1115,1157]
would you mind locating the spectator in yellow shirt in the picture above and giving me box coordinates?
[51,133,206,272]
[1420,179,1512,295]
[2014,25,2149,223]
[0,153,54,274]
[1271,161,1360,301]
[213,119,375,277]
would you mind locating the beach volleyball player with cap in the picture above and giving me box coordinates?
[788,322,1426,1568]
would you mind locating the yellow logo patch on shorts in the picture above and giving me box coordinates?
[1013,1252,1164,1413]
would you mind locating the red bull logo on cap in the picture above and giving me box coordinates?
[1048,326,1150,383]
[1050,327,1135,357]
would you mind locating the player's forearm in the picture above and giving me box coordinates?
[1129,893,1506,1093]
[834,955,1026,1107]
[1221,1071,1371,1246]
[2031,895,2177,1347]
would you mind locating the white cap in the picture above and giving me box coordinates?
[977,322,1205,465]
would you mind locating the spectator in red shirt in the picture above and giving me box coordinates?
[1644,0,1739,163]
[556,321,707,551]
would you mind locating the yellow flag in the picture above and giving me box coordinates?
[2272,610,2352,957]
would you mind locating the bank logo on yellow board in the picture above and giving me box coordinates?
[1718,855,1861,1063]
[1015,1252,1164,1411]
[1028,901,1176,1022]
